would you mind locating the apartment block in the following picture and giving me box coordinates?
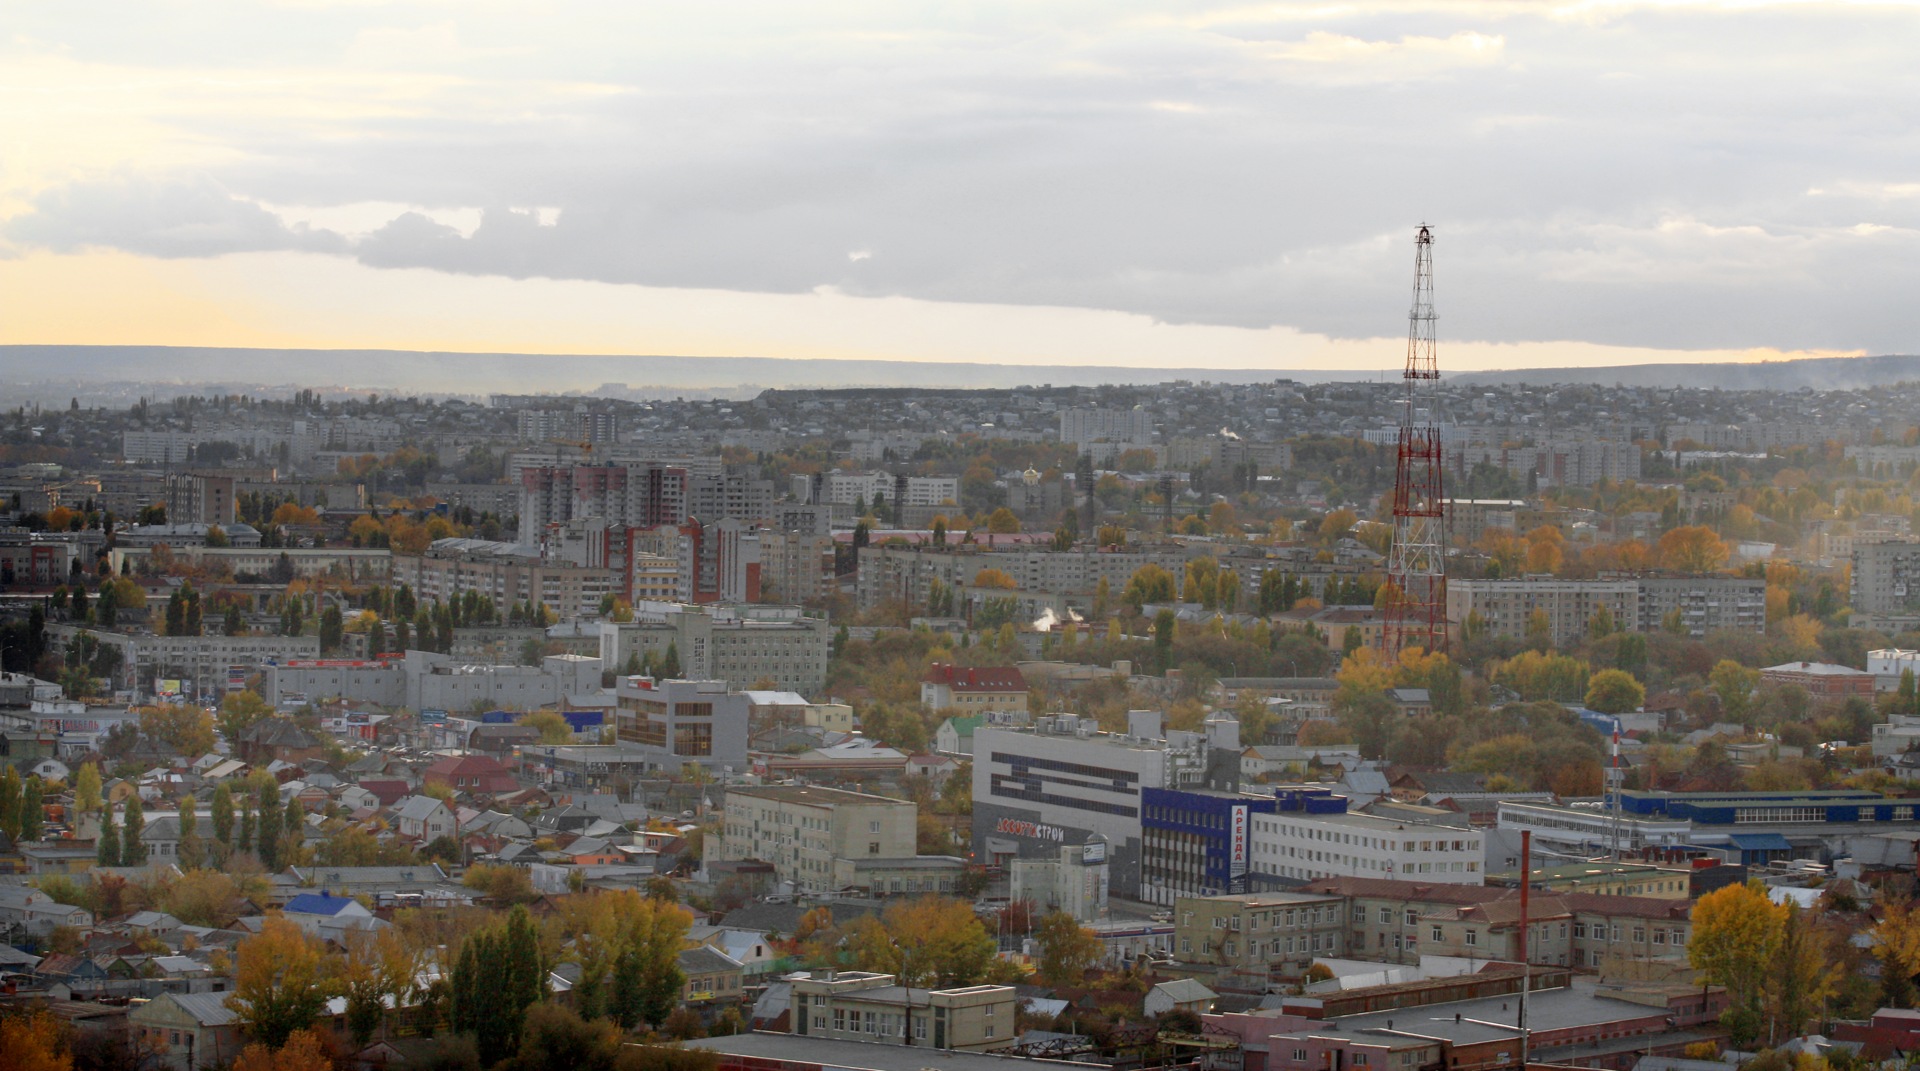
[1633,575,1766,636]
[1060,408,1155,448]
[714,786,917,892]
[1446,578,1638,647]
[1852,541,1920,625]
[597,604,830,695]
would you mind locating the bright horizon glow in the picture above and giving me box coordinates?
[0,249,1861,374]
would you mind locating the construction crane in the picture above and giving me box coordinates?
[1382,225,1448,660]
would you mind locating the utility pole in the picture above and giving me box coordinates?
[1383,225,1448,660]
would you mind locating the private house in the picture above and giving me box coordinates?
[392,795,456,843]
[424,754,520,796]
[130,991,244,1071]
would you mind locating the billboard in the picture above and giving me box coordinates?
[154,678,183,698]
[1230,803,1249,878]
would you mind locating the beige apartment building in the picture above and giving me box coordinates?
[714,785,917,893]
[1173,892,1348,984]
[789,971,1017,1051]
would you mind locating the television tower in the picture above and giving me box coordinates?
[1383,225,1447,659]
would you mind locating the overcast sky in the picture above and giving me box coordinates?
[1,1,1915,373]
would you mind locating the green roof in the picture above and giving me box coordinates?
[944,715,987,739]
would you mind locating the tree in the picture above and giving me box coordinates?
[73,763,101,818]
[1584,669,1645,715]
[211,781,234,849]
[96,814,119,867]
[232,1029,331,1071]
[139,704,216,758]
[517,710,573,744]
[1769,904,1839,1045]
[1658,525,1731,573]
[121,793,147,866]
[848,897,995,987]
[1034,911,1104,987]
[159,869,255,928]
[319,605,344,653]
[986,508,1020,534]
[218,690,274,744]
[463,863,537,905]
[1874,897,1920,1008]
[224,603,246,636]
[228,916,337,1049]
[498,1003,624,1071]
[18,777,43,842]
[256,778,282,871]
[1710,660,1762,725]
[0,1004,74,1071]
[1492,650,1589,703]
[1122,564,1177,609]
[973,568,1017,590]
[1689,881,1786,1046]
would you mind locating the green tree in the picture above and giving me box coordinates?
[256,780,281,870]
[1710,659,1762,725]
[18,776,44,842]
[177,798,204,870]
[0,767,18,839]
[96,813,120,867]
[319,604,344,653]
[211,781,234,849]
[121,792,147,866]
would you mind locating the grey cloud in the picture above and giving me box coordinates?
[4,178,349,259]
[8,2,1920,353]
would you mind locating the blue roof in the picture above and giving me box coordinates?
[285,892,355,916]
[1726,833,1792,851]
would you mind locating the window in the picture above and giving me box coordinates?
[984,1004,995,1017]
[1293,1050,1309,1062]
[1379,907,1392,924]
[1181,938,1191,953]
[985,1025,995,1038]
[1465,929,1478,946]
[870,820,882,833]
[1431,926,1443,942]
[1354,1056,1369,1066]
[869,842,881,855]
[915,1017,928,1040]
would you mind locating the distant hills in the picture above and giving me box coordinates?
[0,345,1308,401]
[1,345,1916,402]
[1449,354,1920,390]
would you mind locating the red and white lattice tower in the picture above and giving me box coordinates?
[1383,225,1447,659]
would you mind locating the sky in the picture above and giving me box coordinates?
[1,1,1916,375]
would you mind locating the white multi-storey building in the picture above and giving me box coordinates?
[1248,796,1484,885]
[1059,408,1155,448]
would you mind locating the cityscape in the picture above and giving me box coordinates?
[3,4,1920,1071]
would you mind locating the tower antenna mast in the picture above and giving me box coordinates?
[1383,225,1448,660]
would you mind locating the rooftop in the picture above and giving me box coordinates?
[727,785,912,807]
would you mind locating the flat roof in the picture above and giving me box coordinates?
[728,785,912,807]
[1282,977,1678,1047]
[683,1030,1088,1071]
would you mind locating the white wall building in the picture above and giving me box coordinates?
[1248,802,1484,885]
